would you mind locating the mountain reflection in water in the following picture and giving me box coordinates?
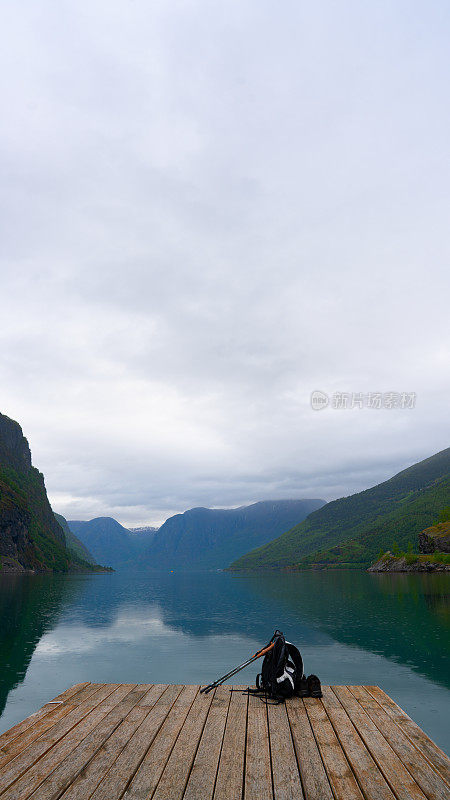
[0,570,449,751]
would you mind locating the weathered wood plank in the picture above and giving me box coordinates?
[0,684,109,795]
[267,699,303,800]
[304,697,363,800]
[24,686,157,800]
[1,683,447,800]
[0,685,98,765]
[49,684,92,705]
[365,685,450,786]
[245,692,273,800]
[285,696,334,800]
[183,686,231,800]
[0,704,79,770]
[321,687,396,800]
[123,685,199,800]
[89,685,181,800]
[213,687,248,800]
[346,686,450,800]
[0,685,124,799]
[0,684,91,754]
[152,688,215,800]
[46,682,100,708]
[332,686,427,800]
[49,685,164,800]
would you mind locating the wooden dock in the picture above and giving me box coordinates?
[0,683,449,800]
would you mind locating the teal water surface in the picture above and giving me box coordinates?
[0,570,449,751]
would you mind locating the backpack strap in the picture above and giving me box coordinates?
[285,641,304,679]
[241,687,285,704]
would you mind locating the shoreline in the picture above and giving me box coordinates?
[368,554,450,573]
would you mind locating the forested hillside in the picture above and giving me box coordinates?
[229,448,450,570]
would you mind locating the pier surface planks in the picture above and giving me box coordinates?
[0,684,448,800]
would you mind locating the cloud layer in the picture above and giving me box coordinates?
[1,0,449,524]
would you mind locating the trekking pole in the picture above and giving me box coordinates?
[200,641,275,694]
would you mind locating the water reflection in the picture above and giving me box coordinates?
[0,575,77,717]
[0,570,449,750]
[243,571,450,689]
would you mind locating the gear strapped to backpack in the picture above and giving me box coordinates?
[251,630,304,701]
[200,628,321,701]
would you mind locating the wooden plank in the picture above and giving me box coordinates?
[41,686,165,800]
[0,685,96,766]
[346,686,450,800]
[47,684,92,705]
[43,682,101,708]
[0,685,90,753]
[89,685,182,800]
[152,688,215,800]
[267,699,303,800]
[23,685,149,800]
[123,685,199,800]
[304,697,363,800]
[1,683,448,800]
[0,704,79,769]
[183,686,231,800]
[244,692,273,800]
[332,686,427,800]
[213,687,248,800]
[0,684,124,799]
[285,696,334,800]
[321,687,396,800]
[365,686,450,786]
[0,684,108,794]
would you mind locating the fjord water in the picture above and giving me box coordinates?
[0,570,449,751]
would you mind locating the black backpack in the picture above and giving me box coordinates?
[254,630,304,700]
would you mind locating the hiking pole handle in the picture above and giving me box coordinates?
[253,641,275,659]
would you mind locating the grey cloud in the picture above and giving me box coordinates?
[0,0,449,525]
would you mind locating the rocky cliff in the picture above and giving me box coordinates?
[418,522,450,554]
[0,412,102,573]
[0,414,32,471]
[369,517,450,572]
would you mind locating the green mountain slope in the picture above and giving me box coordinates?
[298,476,450,568]
[229,448,450,571]
[0,413,104,573]
[54,513,97,565]
[143,499,325,570]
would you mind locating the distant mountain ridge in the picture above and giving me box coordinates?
[0,413,103,573]
[229,448,450,570]
[142,499,326,570]
[68,517,156,569]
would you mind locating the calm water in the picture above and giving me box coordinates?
[0,570,449,751]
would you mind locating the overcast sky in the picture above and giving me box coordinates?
[1,0,449,526]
